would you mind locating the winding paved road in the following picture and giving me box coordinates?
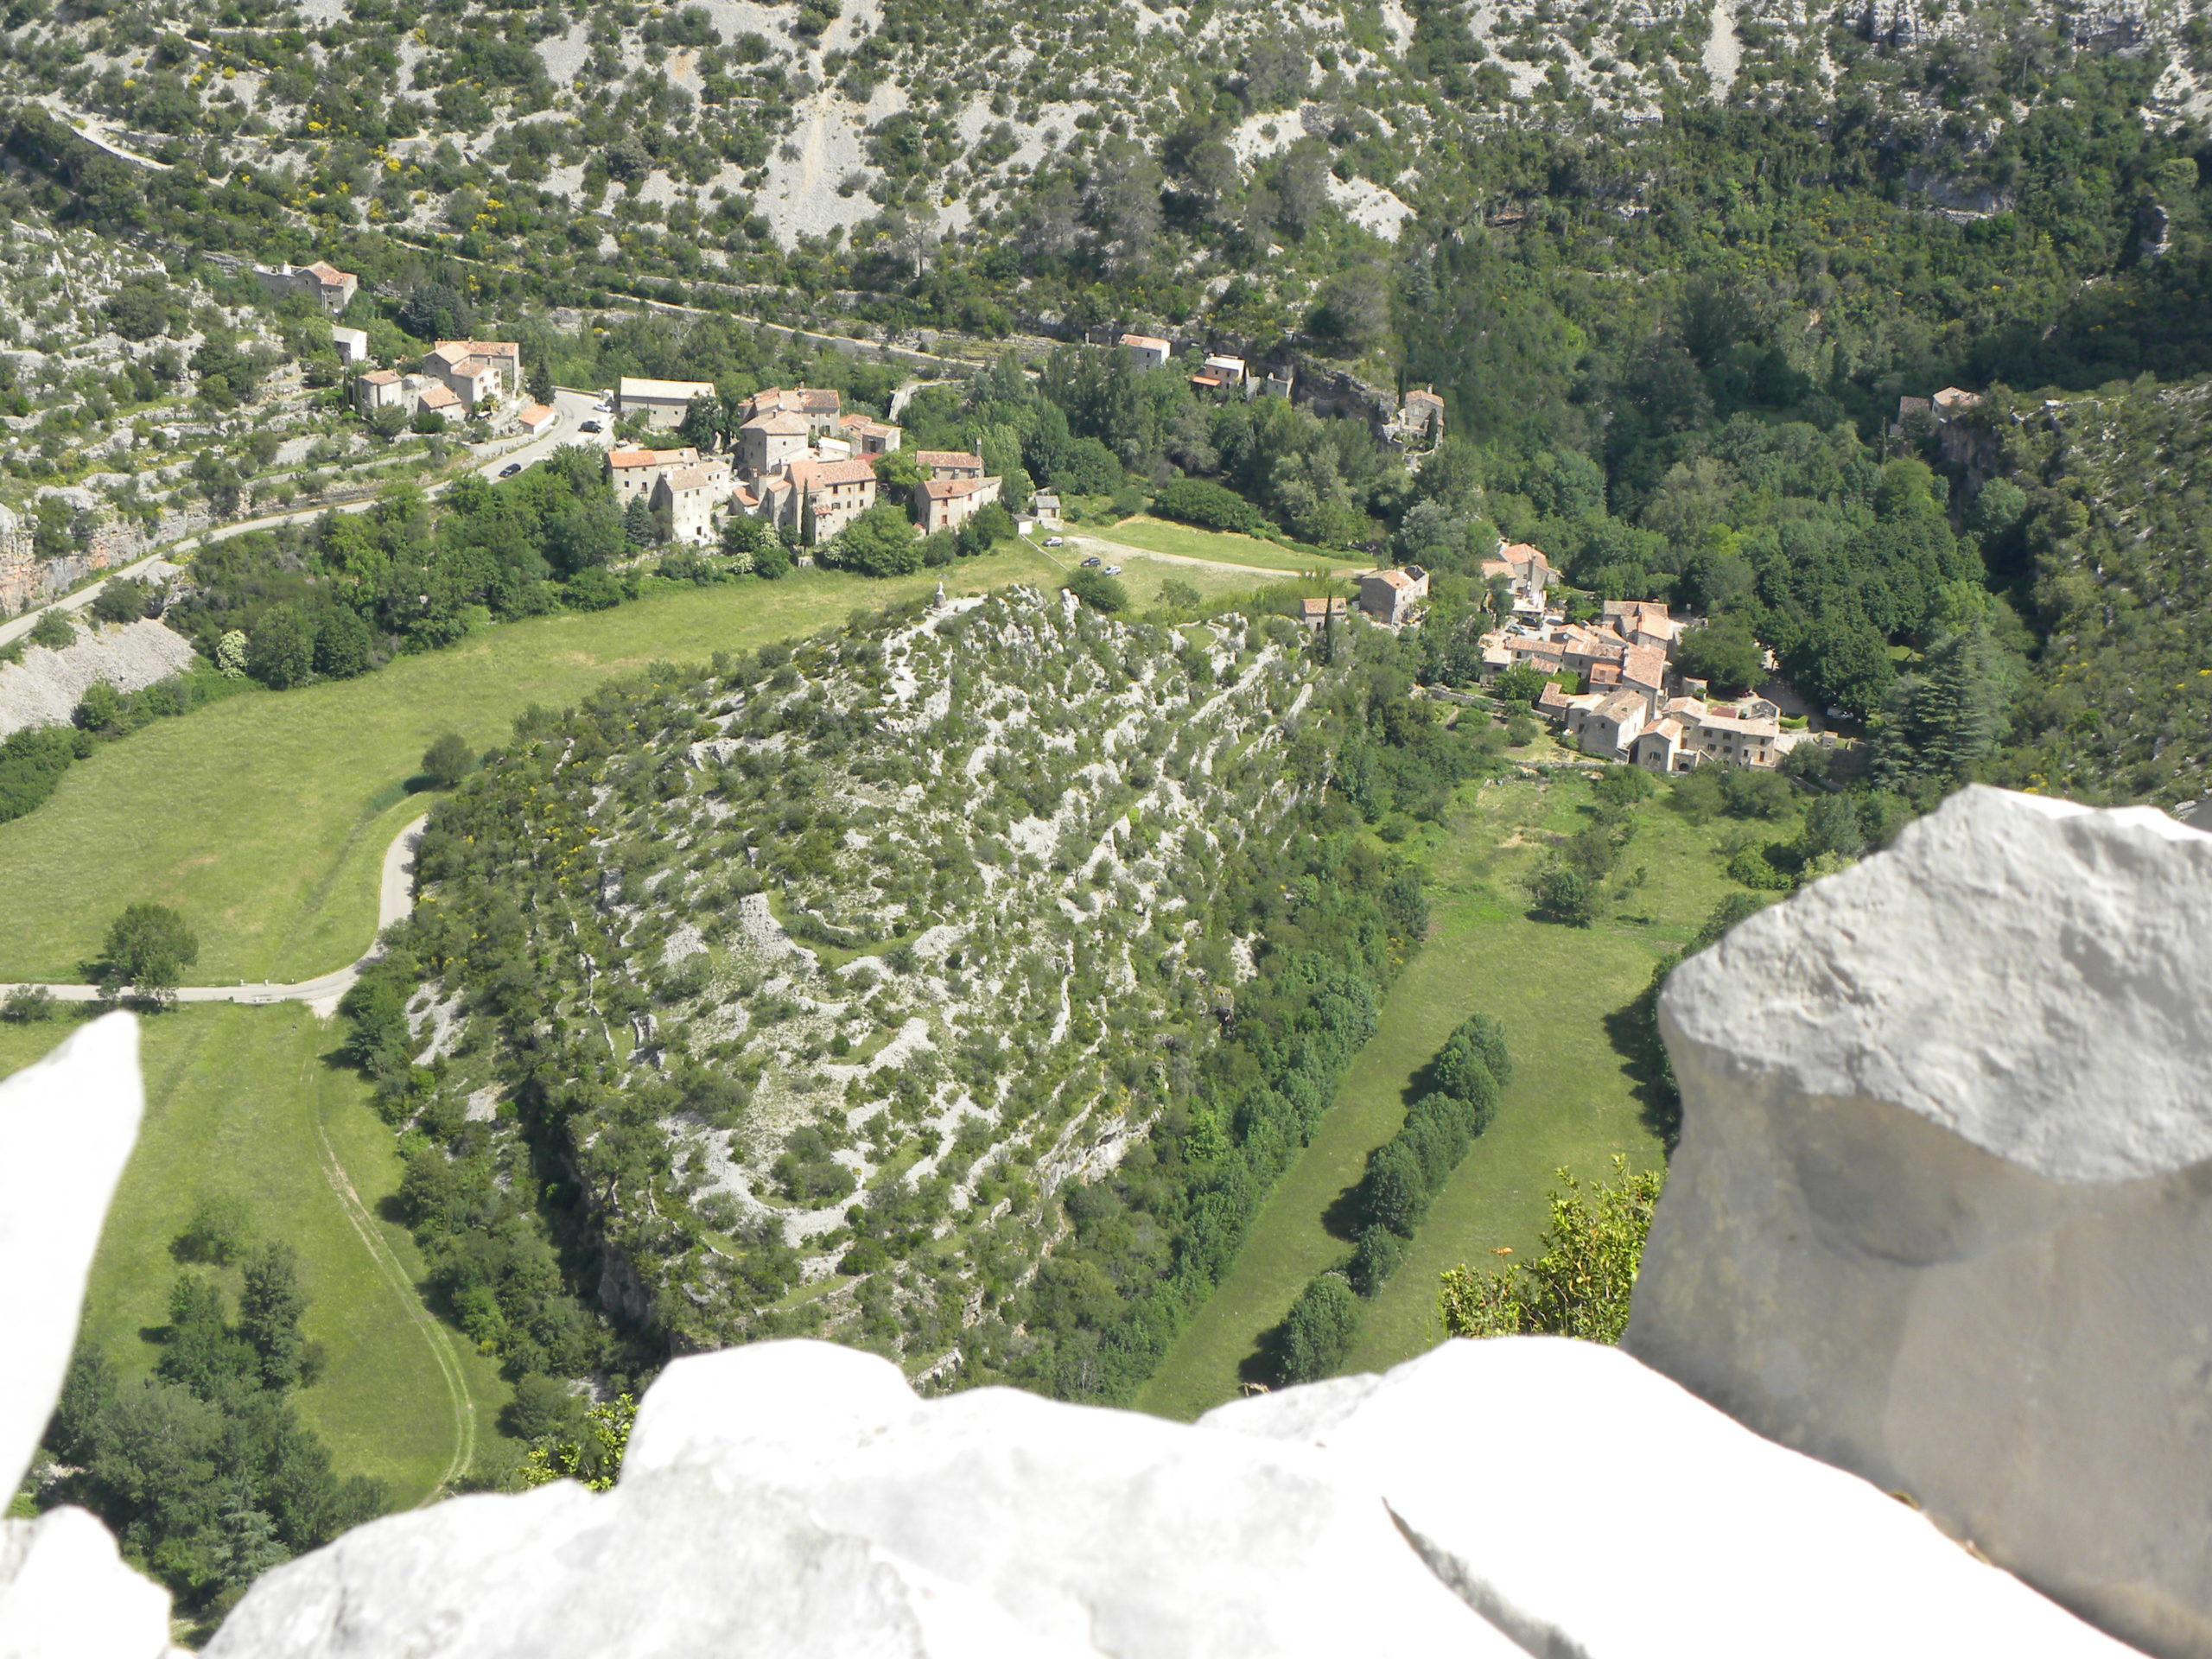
[0,388,607,652]
[0,814,428,1016]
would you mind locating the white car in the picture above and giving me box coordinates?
[1043,536,1065,548]
[1103,565,1122,575]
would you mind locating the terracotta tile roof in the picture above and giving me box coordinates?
[742,411,810,435]
[919,477,993,500]
[517,402,555,425]
[1622,644,1668,686]
[1120,333,1171,351]
[307,260,354,284]
[663,467,714,492]
[915,450,983,471]
[417,384,461,408]
[609,447,697,469]
[788,457,879,490]
[361,369,398,385]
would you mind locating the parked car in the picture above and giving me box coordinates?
[1103,565,1122,575]
[580,420,602,434]
[499,462,523,478]
[1079,554,1100,567]
[1046,537,1067,549]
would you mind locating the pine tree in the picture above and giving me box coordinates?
[238,1243,308,1391]
[622,494,658,548]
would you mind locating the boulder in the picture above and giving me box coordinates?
[0,1014,174,1659]
[209,1340,1513,1659]
[1203,1337,2134,1659]
[0,1508,174,1659]
[0,1015,144,1498]
[1626,786,2212,1657]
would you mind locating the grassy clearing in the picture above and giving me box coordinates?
[1138,767,1783,1419]
[1,1006,507,1505]
[0,547,1058,984]
[1086,514,1364,571]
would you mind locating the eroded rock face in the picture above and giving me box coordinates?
[1627,786,2212,1658]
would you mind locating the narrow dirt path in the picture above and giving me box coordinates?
[308,1070,480,1500]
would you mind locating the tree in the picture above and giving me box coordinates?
[422,733,474,788]
[365,404,409,442]
[1492,661,1550,705]
[1358,1139,1432,1236]
[1530,862,1595,925]
[1274,1274,1361,1384]
[245,606,315,690]
[1437,1158,1662,1343]
[314,607,376,678]
[89,902,199,1000]
[174,1197,256,1267]
[1798,792,1865,860]
[410,407,448,436]
[753,540,793,580]
[1065,568,1129,613]
[1308,265,1390,353]
[834,505,921,577]
[622,496,660,548]
[1434,1010,1513,1095]
[397,281,474,341]
[720,514,769,559]
[28,609,76,650]
[677,392,721,453]
[1673,619,1764,694]
[238,1243,308,1390]
[91,577,154,624]
[1153,478,1262,534]
[105,279,172,341]
[1875,621,2014,785]
[215,631,249,678]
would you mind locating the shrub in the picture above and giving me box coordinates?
[1065,568,1129,613]
[27,609,75,650]
[246,604,315,690]
[91,578,155,624]
[1727,845,1794,890]
[1152,478,1263,535]
[1435,1010,1513,1091]
[173,1195,256,1266]
[1531,861,1595,924]
[1358,1138,1431,1237]
[563,568,624,609]
[1274,1273,1361,1383]
[1348,1225,1405,1297]
[753,541,793,580]
[422,733,474,788]
[1438,1158,1662,1343]
[0,984,55,1023]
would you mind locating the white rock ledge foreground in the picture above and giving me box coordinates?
[0,787,2193,1658]
[1630,785,2212,1659]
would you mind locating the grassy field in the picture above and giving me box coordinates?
[0,548,1073,985]
[1138,765,1784,1420]
[1083,514,1364,571]
[0,1006,506,1505]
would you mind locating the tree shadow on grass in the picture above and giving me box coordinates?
[1602,989,1679,1153]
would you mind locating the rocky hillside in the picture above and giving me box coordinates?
[1977,378,2212,808]
[366,588,1395,1383]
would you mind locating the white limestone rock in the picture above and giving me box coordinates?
[211,1341,1515,1659]
[1204,1337,2138,1659]
[0,1508,173,1659]
[1626,785,2212,1657]
[0,1015,174,1659]
[0,1014,144,1497]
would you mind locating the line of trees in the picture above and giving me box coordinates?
[1268,1012,1512,1384]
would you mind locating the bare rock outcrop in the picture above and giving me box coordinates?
[1627,785,2212,1658]
[0,619,200,740]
